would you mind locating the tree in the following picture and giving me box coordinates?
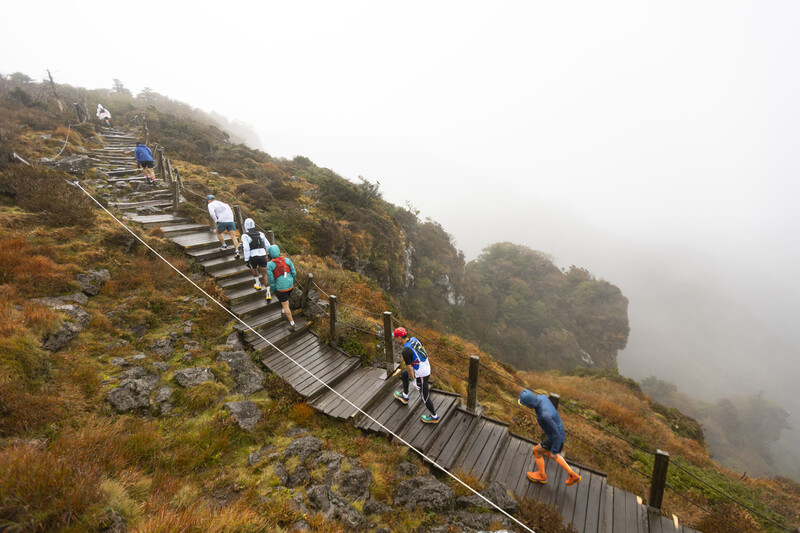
[112,79,131,96]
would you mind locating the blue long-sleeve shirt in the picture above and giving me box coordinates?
[134,144,154,164]
[519,389,565,453]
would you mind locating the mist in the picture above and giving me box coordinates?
[4,0,800,476]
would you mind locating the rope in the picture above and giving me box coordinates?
[337,301,383,317]
[669,461,792,532]
[312,281,330,299]
[71,182,536,533]
[664,482,746,533]
[393,318,471,361]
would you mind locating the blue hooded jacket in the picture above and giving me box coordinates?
[134,143,154,163]
[519,389,565,454]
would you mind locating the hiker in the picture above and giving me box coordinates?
[206,195,240,259]
[518,389,581,486]
[96,104,111,126]
[267,244,296,331]
[393,327,440,424]
[242,218,271,301]
[134,142,156,185]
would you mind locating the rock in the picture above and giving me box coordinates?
[290,491,309,515]
[273,461,290,486]
[154,386,173,403]
[306,485,366,529]
[363,498,391,516]
[61,292,89,305]
[285,427,309,438]
[394,476,455,512]
[119,366,148,380]
[183,341,202,351]
[173,367,214,387]
[135,205,163,215]
[76,269,110,296]
[456,481,519,515]
[111,357,128,367]
[450,510,513,532]
[152,362,169,373]
[193,298,208,307]
[216,351,265,395]
[53,155,94,175]
[42,304,92,351]
[396,461,417,478]
[131,353,147,362]
[130,324,147,337]
[335,466,372,500]
[150,338,174,358]
[247,450,263,466]
[101,509,127,532]
[310,451,345,482]
[289,466,311,488]
[225,332,245,351]
[291,520,311,532]
[180,353,194,363]
[283,435,322,463]
[223,401,262,431]
[106,375,158,413]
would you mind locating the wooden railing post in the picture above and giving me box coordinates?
[467,355,480,413]
[233,205,244,235]
[157,147,166,181]
[383,312,394,377]
[300,273,313,310]
[172,181,180,214]
[329,295,338,346]
[267,230,275,247]
[549,393,560,410]
[649,450,670,510]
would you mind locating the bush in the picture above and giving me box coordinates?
[2,165,96,226]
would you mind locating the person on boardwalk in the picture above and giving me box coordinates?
[134,142,156,186]
[242,218,271,301]
[393,327,440,424]
[518,389,581,486]
[206,195,240,259]
[267,244,296,331]
[96,104,111,126]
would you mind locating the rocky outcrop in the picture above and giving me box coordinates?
[173,367,215,387]
[52,155,95,175]
[76,268,110,296]
[282,435,322,463]
[107,374,158,413]
[216,351,265,395]
[394,475,455,512]
[41,303,91,352]
[223,401,262,431]
[456,481,519,514]
[306,485,366,529]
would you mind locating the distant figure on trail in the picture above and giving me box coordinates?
[134,142,156,186]
[267,244,296,331]
[206,195,240,259]
[518,389,581,486]
[393,327,440,424]
[96,104,111,126]
[242,218,271,301]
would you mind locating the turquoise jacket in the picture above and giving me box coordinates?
[266,244,296,293]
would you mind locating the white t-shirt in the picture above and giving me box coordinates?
[208,200,234,223]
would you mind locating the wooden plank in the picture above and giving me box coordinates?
[557,465,580,527]
[356,385,404,433]
[260,335,317,365]
[291,353,355,394]
[311,368,366,413]
[477,425,509,482]
[490,435,524,492]
[647,508,664,533]
[625,489,642,533]
[403,395,460,452]
[538,457,566,507]
[263,342,324,375]
[568,467,592,531]
[426,408,471,463]
[297,358,361,399]
[278,345,341,382]
[287,346,349,385]
[324,368,386,419]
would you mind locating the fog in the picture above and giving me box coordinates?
[4,1,799,473]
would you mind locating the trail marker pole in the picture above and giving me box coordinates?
[300,273,313,310]
[329,295,338,347]
[383,312,394,377]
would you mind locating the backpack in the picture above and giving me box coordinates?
[271,256,290,278]
[247,229,265,249]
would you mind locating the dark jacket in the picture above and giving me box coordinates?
[134,143,154,163]
[519,389,565,453]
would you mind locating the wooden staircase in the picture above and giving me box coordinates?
[86,129,700,533]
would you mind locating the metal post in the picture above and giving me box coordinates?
[549,393,560,410]
[467,355,480,413]
[649,450,670,510]
[300,273,313,310]
[383,312,394,377]
[329,295,338,346]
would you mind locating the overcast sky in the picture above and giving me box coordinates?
[4,1,799,404]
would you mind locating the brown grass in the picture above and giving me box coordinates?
[0,236,71,296]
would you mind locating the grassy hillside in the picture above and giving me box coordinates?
[1,74,799,532]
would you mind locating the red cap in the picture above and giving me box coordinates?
[393,327,407,338]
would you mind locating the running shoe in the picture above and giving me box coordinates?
[421,414,440,424]
[565,472,582,486]
[526,471,547,484]
[394,391,409,404]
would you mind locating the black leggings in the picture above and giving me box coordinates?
[400,370,436,416]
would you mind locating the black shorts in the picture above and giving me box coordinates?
[276,288,293,302]
[247,255,268,268]
[140,161,154,169]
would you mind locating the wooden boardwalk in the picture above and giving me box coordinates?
[91,129,701,533]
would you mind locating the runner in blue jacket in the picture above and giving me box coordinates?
[134,142,156,185]
[518,389,581,486]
